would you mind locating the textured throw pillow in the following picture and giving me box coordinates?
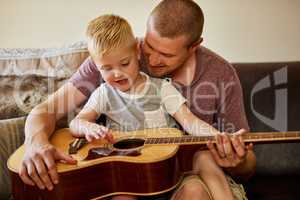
[0,116,26,199]
[0,41,89,119]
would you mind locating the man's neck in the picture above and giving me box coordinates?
[171,52,197,86]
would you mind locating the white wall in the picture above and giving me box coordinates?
[1,0,300,62]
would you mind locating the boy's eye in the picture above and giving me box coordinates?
[100,66,112,71]
[162,53,174,58]
[121,62,129,66]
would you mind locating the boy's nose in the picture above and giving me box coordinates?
[114,71,122,78]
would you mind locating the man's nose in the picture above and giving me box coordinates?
[149,52,162,66]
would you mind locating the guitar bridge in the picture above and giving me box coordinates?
[68,138,88,154]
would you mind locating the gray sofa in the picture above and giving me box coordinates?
[0,43,299,199]
[233,62,300,200]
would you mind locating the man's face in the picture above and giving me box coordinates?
[93,44,140,92]
[143,28,191,77]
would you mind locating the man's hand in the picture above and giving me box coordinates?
[207,129,253,168]
[19,141,77,190]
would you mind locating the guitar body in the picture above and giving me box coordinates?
[8,126,300,200]
[8,128,186,200]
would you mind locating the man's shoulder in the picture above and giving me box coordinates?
[197,46,237,75]
[69,56,101,97]
[81,56,98,70]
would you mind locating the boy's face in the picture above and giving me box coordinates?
[93,44,140,92]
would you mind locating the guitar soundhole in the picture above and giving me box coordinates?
[113,138,145,150]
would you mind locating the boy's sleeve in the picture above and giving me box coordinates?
[83,85,109,115]
[161,79,186,115]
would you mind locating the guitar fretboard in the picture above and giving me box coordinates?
[144,131,300,145]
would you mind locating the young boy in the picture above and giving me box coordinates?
[69,14,235,200]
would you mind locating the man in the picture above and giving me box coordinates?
[20,0,256,199]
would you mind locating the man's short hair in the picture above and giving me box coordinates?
[149,0,204,46]
[86,14,135,58]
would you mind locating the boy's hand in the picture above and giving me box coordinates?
[85,123,115,143]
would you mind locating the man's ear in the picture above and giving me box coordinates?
[188,37,203,53]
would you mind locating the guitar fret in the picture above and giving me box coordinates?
[244,132,300,142]
[144,131,300,145]
[160,138,166,144]
[183,137,187,143]
[192,137,195,142]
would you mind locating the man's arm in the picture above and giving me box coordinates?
[207,132,256,180]
[208,65,256,180]
[225,149,256,180]
[20,82,88,190]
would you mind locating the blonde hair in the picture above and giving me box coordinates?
[86,14,135,57]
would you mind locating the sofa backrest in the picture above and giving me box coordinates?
[0,42,89,120]
[233,62,300,176]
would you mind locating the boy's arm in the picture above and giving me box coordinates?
[69,108,114,143]
[160,79,220,136]
[69,107,99,137]
[173,104,220,136]
[69,84,113,142]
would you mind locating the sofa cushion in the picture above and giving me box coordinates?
[0,116,26,199]
[0,42,89,120]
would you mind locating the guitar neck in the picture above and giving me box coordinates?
[144,131,300,145]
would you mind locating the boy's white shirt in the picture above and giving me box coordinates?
[84,72,186,117]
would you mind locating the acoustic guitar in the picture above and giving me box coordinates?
[7,128,300,200]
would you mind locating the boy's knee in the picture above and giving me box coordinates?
[178,181,211,200]
[193,150,217,172]
[193,150,212,162]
